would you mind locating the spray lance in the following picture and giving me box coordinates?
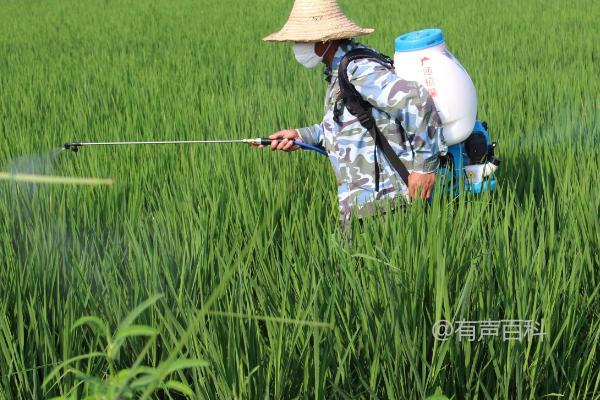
[63,138,328,156]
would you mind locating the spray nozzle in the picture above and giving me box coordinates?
[63,143,80,153]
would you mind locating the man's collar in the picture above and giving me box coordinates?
[324,39,364,81]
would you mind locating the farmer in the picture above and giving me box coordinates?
[263,0,446,227]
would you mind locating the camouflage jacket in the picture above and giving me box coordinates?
[296,40,447,223]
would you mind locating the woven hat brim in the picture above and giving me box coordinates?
[263,17,373,42]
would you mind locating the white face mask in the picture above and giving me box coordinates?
[292,42,332,69]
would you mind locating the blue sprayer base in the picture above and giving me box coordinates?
[436,120,500,196]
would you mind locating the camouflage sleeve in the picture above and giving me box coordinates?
[412,125,447,173]
[348,59,446,173]
[296,123,324,146]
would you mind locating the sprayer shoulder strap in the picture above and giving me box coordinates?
[337,48,410,188]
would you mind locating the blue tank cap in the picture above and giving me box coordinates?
[395,29,445,52]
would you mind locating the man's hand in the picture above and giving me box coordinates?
[408,172,436,200]
[267,130,301,152]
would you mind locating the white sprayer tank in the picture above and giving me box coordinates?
[394,29,477,145]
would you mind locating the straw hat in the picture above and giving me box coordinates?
[263,0,374,42]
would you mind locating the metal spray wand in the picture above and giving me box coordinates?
[63,138,328,156]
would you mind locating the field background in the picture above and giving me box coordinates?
[0,0,598,398]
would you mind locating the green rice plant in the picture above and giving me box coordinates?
[0,0,598,398]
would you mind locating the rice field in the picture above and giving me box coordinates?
[0,0,598,398]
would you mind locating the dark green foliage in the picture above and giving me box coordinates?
[0,0,598,398]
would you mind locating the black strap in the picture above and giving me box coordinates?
[336,48,410,190]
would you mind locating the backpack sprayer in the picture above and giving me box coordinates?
[392,28,501,193]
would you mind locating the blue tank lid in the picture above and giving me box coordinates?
[395,29,445,52]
